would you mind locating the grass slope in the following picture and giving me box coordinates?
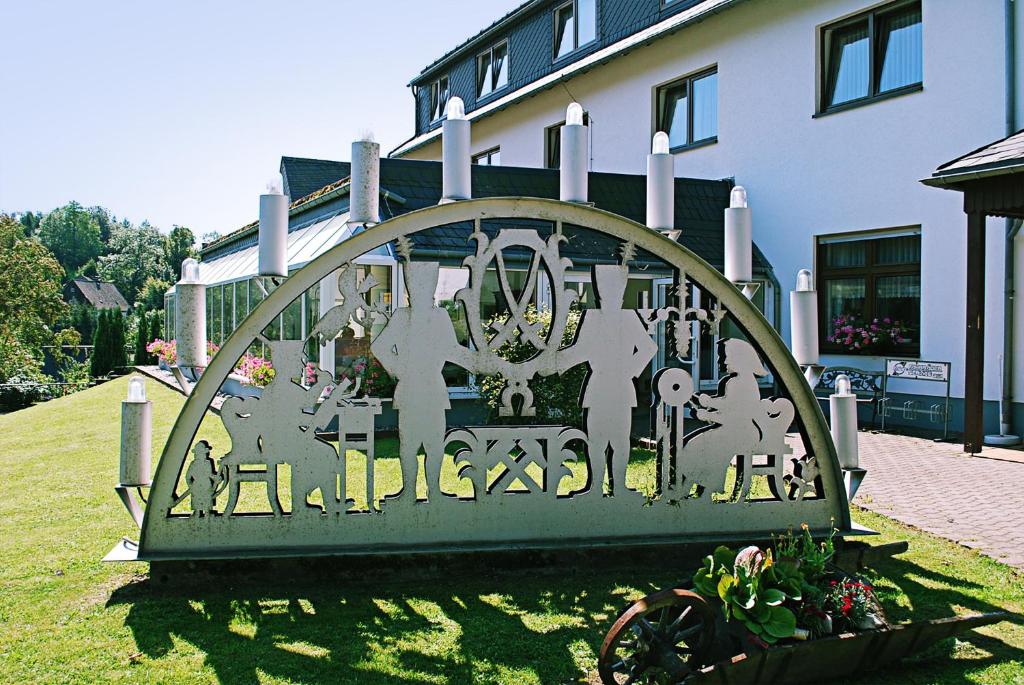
[0,377,1021,684]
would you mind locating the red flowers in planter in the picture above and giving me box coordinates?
[827,315,911,354]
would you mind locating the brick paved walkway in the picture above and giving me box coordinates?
[850,431,1024,569]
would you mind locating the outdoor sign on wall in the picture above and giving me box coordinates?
[112,198,853,562]
[885,359,951,382]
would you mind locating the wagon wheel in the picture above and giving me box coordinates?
[598,589,716,685]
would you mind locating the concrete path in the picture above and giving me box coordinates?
[851,431,1024,569]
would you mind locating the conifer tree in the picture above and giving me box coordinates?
[133,309,149,365]
[90,309,109,377]
[111,308,128,371]
[148,312,162,363]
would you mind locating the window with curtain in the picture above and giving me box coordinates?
[472,147,501,166]
[553,0,597,60]
[817,231,921,355]
[428,75,449,122]
[821,1,922,112]
[477,41,509,99]
[655,67,718,151]
[544,111,589,169]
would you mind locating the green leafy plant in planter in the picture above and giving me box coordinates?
[692,545,801,644]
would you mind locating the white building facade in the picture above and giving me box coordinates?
[394,0,1024,436]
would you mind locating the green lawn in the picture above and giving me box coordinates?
[0,377,1022,684]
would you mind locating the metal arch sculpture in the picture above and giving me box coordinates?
[136,197,851,561]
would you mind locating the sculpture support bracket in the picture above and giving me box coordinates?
[115,484,146,528]
[802,364,827,389]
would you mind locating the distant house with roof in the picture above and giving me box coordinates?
[64,276,129,313]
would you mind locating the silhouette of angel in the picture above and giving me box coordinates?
[310,265,376,345]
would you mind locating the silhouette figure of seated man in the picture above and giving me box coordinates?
[258,339,343,517]
[682,338,770,499]
[555,264,657,497]
[371,261,473,506]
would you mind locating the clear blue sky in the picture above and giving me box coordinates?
[0,1,521,237]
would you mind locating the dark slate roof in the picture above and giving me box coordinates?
[374,160,768,272]
[66,277,129,310]
[278,157,769,273]
[280,157,351,200]
[924,128,1024,186]
[400,0,748,148]
[413,0,539,84]
[209,156,773,275]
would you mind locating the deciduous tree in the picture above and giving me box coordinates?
[0,214,66,363]
[164,225,197,280]
[37,202,103,275]
[98,221,169,304]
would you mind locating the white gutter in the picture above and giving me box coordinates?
[390,0,743,158]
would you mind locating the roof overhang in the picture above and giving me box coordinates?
[390,0,744,158]
[921,162,1024,189]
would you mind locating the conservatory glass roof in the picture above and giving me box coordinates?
[167,211,394,294]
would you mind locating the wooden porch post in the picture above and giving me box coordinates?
[963,210,986,453]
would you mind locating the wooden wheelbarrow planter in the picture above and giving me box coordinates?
[597,542,1007,684]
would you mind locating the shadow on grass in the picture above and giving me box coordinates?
[107,551,1022,685]
[108,563,673,685]
[839,554,1024,684]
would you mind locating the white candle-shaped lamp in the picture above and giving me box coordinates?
[646,131,674,231]
[724,186,752,283]
[175,258,207,368]
[350,136,381,224]
[830,374,859,469]
[790,268,819,366]
[560,102,588,203]
[259,174,289,277]
[441,97,471,201]
[119,376,152,487]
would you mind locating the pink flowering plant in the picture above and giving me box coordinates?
[238,354,275,388]
[827,315,911,354]
[329,355,395,397]
[145,339,220,366]
[148,338,274,387]
[146,338,176,365]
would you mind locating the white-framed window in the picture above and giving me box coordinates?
[472,147,501,166]
[428,75,450,122]
[554,0,597,60]
[477,40,509,99]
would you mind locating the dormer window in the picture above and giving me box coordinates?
[428,75,450,122]
[554,0,597,60]
[477,41,509,99]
